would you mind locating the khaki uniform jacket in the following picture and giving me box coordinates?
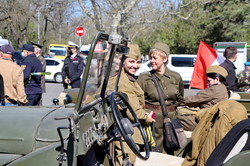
[108,68,147,144]
[184,84,228,108]
[182,100,247,166]
[37,54,46,93]
[137,67,184,106]
[0,58,27,104]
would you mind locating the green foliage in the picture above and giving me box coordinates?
[202,0,250,43]
[135,18,201,54]
[135,0,250,55]
[26,23,38,44]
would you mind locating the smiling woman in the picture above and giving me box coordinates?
[137,42,184,154]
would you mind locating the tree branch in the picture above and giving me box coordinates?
[77,0,95,20]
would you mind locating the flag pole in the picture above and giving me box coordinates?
[187,85,191,96]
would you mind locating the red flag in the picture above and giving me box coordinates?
[190,41,218,89]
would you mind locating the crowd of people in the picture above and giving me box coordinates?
[108,43,249,165]
[0,39,249,165]
[0,42,84,106]
[0,43,44,106]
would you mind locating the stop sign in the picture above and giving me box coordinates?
[75,26,85,37]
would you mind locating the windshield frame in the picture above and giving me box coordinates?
[74,32,129,112]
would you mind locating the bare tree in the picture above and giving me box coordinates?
[75,0,203,41]
[0,0,37,48]
[77,0,148,36]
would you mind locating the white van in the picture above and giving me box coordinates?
[136,54,196,86]
[167,54,196,85]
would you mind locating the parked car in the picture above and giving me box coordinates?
[0,36,10,46]
[45,58,63,83]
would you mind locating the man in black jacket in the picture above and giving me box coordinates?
[61,44,84,89]
[220,46,238,91]
[20,44,43,106]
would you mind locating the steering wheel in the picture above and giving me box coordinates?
[110,91,150,160]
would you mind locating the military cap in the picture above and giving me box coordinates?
[19,44,34,52]
[0,44,14,55]
[126,44,141,60]
[206,65,228,78]
[68,41,79,48]
[153,42,170,56]
[244,62,250,66]
[31,42,43,49]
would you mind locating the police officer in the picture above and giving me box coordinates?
[32,42,46,105]
[108,44,155,165]
[61,43,84,89]
[19,44,43,106]
[137,42,184,154]
[0,44,28,106]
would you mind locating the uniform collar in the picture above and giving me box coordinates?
[27,53,36,57]
[0,56,12,61]
[122,68,136,82]
[71,53,77,59]
[152,66,171,79]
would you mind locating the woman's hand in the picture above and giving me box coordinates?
[146,111,156,124]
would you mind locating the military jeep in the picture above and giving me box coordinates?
[0,32,150,166]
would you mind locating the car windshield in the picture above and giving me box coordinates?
[75,33,127,110]
[171,57,196,67]
[45,59,60,66]
[50,49,66,56]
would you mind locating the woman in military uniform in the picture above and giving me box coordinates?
[179,65,230,131]
[108,44,155,166]
[184,65,230,109]
[137,42,184,154]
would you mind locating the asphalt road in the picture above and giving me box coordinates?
[42,82,200,106]
[42,82,64,106]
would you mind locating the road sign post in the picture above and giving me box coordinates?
[75,26,85,47]
[75,26,85,37]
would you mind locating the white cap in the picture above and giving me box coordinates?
[68,41,79,48]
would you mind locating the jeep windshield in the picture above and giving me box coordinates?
[75,32,128,112]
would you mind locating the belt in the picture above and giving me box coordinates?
[145,104,176,113]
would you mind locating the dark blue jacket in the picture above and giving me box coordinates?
[21,54,43,94]
[220,59,238,91]
[61,54,84,88]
